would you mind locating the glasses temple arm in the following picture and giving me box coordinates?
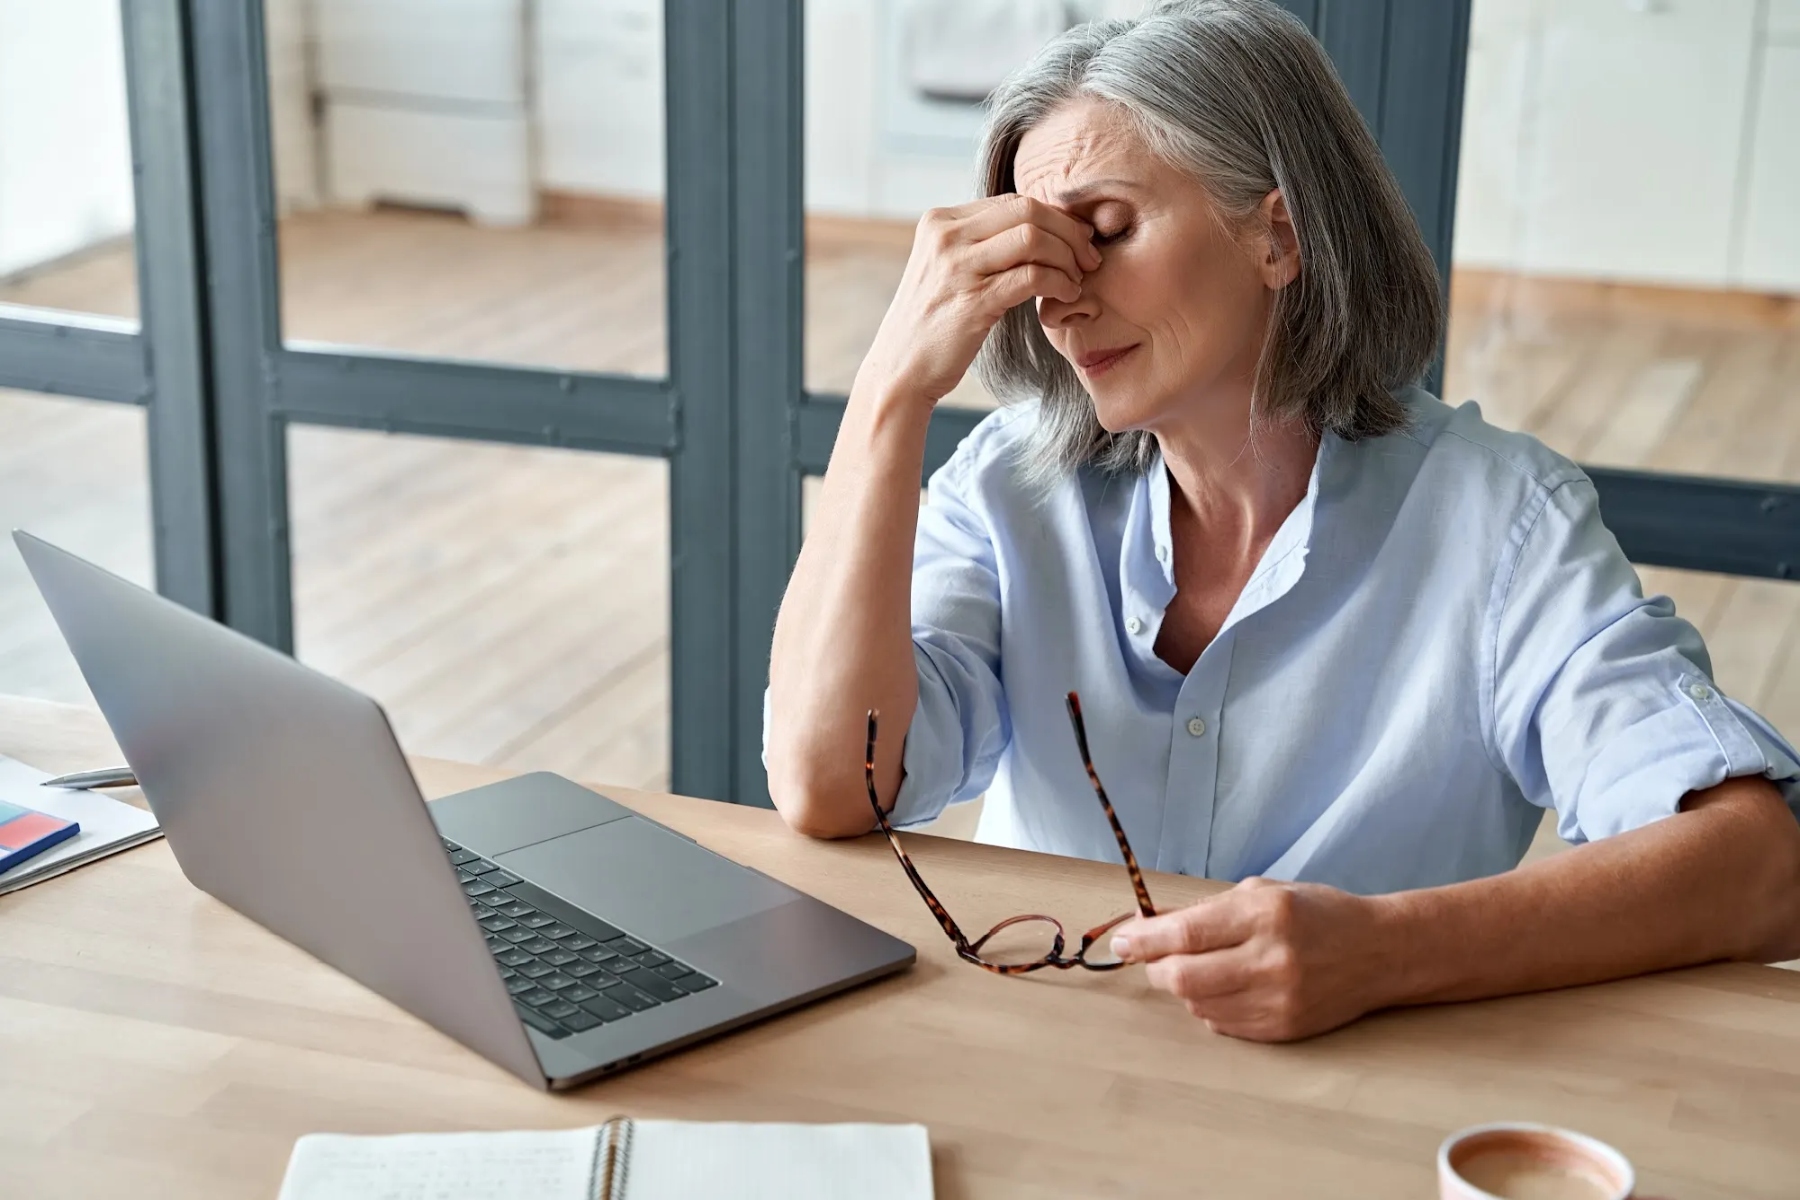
[866,711,975,948]
[1065,692,1157,917]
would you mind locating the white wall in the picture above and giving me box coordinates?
[536,0,664,199]
[1453,0,1799,292]
[267,0,321,211]
[806,0,879,215]
[1738,43,1800,292]
[0,0,135,279]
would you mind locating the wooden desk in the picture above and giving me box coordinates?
[3,695,1799,1199]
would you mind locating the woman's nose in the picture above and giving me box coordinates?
[1037,287,1099,328]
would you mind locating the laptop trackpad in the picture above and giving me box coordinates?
[496,817,793,944]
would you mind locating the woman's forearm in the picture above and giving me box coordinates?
[1114,776,1800,1043]
[765,376,935,837]
[1373,777,1800,1009]
[766,196,1096,837]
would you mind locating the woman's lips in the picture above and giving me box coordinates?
[1076,345,1138,377]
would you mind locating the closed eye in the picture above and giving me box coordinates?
[1093,226,1131,246]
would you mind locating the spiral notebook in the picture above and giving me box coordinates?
[277,1118,933,1200]
[0,755,161,895]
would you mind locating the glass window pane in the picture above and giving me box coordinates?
[288,427,669,791]
[0,390,151,703]
[0,0,138,322]
[267,0,667,376]
[1447,0,1800,483]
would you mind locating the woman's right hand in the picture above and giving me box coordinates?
[855,195,1103,407]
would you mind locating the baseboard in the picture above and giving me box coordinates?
[538,190,664,230]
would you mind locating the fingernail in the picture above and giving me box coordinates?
[1111,934,1131,960]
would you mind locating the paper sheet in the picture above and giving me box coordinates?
[621,1121,934,1200]
[0,755,161,895]
[277,1129,602,1200]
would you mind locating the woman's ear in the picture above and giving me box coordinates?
[1256,188,1301,289]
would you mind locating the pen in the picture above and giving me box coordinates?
[40,766,139,790]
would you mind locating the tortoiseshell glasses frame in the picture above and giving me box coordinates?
[863,691,1157,974]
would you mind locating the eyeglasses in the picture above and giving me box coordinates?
[863,691,1157,974]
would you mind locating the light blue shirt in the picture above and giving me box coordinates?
[848,388,1800,894]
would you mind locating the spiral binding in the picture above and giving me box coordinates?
[595,1116,634,1200]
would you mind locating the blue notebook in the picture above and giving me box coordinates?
[0,798,80,874]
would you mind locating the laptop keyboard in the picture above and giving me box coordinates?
[443,838,718,1039]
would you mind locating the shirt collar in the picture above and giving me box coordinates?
[1137,429,1339,629]
[1147,454,1176,587]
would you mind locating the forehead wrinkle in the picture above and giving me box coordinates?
[1014,128,1088,197]
[1014,107,1142,202]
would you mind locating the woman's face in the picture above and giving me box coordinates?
[1013,98,1295,435]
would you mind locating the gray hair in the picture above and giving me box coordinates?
[974,0,1444,480]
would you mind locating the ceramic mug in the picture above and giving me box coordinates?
[1439,1123,1635,1200]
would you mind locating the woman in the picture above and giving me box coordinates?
[764,0,1800,1041]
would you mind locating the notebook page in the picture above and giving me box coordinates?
[277,1128,602,1200]
[621,1121,932,1200]
[0,756,161,895]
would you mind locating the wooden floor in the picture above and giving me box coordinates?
[2,206,1799,823]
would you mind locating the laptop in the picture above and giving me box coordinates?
[14,530,914,1090]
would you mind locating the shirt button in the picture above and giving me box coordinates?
[1688,683,1715,702]
[1126,617,1144,636]
[1155,544,1169,563]
[1186,716,1206,737]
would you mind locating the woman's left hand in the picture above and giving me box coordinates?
[1110,877,1401,1042]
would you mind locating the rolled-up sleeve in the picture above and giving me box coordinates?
[887,430,1013,827]
[1490,477,1800,844]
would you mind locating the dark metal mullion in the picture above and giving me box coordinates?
[727,0,807,807]
[120,0,221,618]
[1587,469,1800,581]
[1380,0,1472,285]
[1274,0,1322,30]
[1377,0,1469,394]
[187,0,293,649]
[664,0,738,801]
[0,310,147,406]
[276,349,675,455]
[1315,0,1394,132]
[796,393,979,482]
